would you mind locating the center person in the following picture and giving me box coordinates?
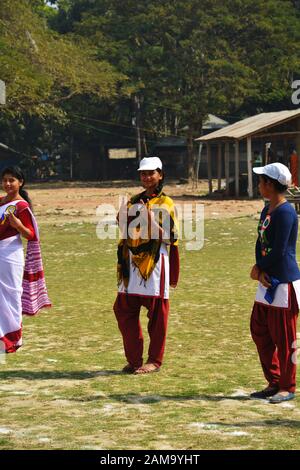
[113,157,180,374]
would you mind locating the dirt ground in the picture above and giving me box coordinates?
[27,180,262,224]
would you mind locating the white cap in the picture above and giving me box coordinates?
[137,157,162,171]
[253,162,291,186]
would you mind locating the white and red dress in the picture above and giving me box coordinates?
[0,198,51,353]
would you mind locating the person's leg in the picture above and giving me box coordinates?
[250,302,281,389]
[268,286,298,394]
[113,294,143,370]
[134,254,169,374]
[147,298,169,367]
[134,297,169,373]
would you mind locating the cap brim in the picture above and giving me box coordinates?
[137,166,161,171]
[252,167,265,175]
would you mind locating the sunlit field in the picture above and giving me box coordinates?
[0,215,299,450]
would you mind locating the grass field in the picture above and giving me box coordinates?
[0,216,299,450]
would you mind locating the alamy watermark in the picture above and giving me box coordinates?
[291,80,300,105]
[0,79,6,106]
[95,196,204,250]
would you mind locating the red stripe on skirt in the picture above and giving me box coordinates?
[23,270,45,282]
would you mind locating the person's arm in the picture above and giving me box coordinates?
[169,245,179,287]
[255,236,262,265]
[256,210,294,271]
[255,206,268,265]
[8,209,35,240]
[250,264,260,280]
[250,217,262,281]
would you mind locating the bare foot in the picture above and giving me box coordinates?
[134,363,160,374]
[274,390,290,397]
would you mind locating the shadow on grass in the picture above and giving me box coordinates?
[53,392,254,404]
[109,393,251,404]
[0,369,124,380]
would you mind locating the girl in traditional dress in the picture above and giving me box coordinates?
[0,166,51,353]
[250,163,300,403]
[114,157,179,374]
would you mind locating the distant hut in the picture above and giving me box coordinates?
[196,109,300,197]
[152,114,228,180]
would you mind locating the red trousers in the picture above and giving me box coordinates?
[250,285,298,393]
[114,294,169,368]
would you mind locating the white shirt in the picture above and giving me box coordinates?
[118,243,169,299]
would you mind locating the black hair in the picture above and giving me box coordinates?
[260,174,288,194]
[1,166,33,209]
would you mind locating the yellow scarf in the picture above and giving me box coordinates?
[117,190,178,288]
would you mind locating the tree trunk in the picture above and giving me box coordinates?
[134,94,146,161]
[187,129,195,182]
[187,123,202,183]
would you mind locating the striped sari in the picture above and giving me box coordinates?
[0,200,51,353]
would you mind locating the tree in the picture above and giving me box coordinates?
[0,0,127,175]
[2,0,300,181]
[0,0,122,119]
[53,0,300,180]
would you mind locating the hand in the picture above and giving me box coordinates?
[8,213,22,230]
[138,200,155,225]
[259,271,271,288]
[250,264,260,280]
[138,200,165,241]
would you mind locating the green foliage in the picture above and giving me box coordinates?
[1,0,300,176]
[0,0,122,120]
[54,0,300,175]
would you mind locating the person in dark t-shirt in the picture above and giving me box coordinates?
[249,163,299,403]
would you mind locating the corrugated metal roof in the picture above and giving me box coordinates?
[196,109,300,142]
[203,114,228,129]
[181,114,228,132]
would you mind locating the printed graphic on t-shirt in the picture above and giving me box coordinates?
[258,214,272,257]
